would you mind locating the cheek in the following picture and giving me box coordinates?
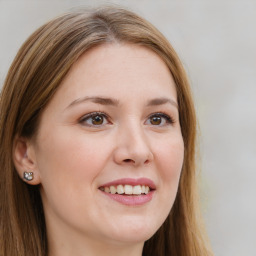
[155,135,184,179]
[153,135,184,208]
[36,130,112,205]
[36,130,113,226]
[37,130,109,177]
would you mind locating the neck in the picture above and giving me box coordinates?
[47,226,144,256]
[48,239,143,256]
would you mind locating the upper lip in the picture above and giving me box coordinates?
[99,178,156,190]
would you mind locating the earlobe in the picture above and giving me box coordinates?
[13,136,41,185]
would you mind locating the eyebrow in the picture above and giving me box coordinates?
[67,96,119,108]
[66,96,178,109]
[146,97,178,108]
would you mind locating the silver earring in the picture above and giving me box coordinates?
[23,171,33,181]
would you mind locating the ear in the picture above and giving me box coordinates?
[13,136,41,185]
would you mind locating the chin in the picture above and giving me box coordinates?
[104,217,161,244]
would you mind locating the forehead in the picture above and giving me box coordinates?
[44,43,177,113]
[66,43,175,93]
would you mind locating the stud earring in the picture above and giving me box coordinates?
[23,171,33,181]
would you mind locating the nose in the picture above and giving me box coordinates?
[113,123,154,167]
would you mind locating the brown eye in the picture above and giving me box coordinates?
[80,112,109,127]
[92,115,104,125]
[146,113,174,126]
[150,116,162,125]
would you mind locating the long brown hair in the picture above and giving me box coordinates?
[0,6,213,256]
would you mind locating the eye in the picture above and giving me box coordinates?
[79,112,110,127]
[146,113,174,126]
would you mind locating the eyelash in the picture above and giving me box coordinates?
[147,112,175,126]
[79,111,111,127]
[79,111,175,127]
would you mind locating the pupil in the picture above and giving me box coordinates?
[151,116,161,125]
[92,115,103,125]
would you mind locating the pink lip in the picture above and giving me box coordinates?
[98,178,156,206]
[101,191,154,206]
[99,177,156,189]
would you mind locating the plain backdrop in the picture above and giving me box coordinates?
[1,1,256,255]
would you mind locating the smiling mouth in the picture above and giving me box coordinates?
[99,184,152,196]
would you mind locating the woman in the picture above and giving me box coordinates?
[0,6,213,256]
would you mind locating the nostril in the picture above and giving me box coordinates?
[123,159,133,163]
[144,160,150,164]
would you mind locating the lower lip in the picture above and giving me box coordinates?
[100,190,154,206]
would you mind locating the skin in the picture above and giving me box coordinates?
[14,43,184,256]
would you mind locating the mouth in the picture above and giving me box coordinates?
[98,178,156,206]
[99,184,152,195]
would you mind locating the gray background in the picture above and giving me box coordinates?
[1,1,256,255]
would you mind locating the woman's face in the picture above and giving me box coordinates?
[30,44,184,247]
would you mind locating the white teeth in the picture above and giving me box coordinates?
[133,185,142,195]
[110,186,116,194]
[101,185,151,195]
[104,187,110,193]
[117,185,124,194]
[145,186,149,194]
[124,185,133,195]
